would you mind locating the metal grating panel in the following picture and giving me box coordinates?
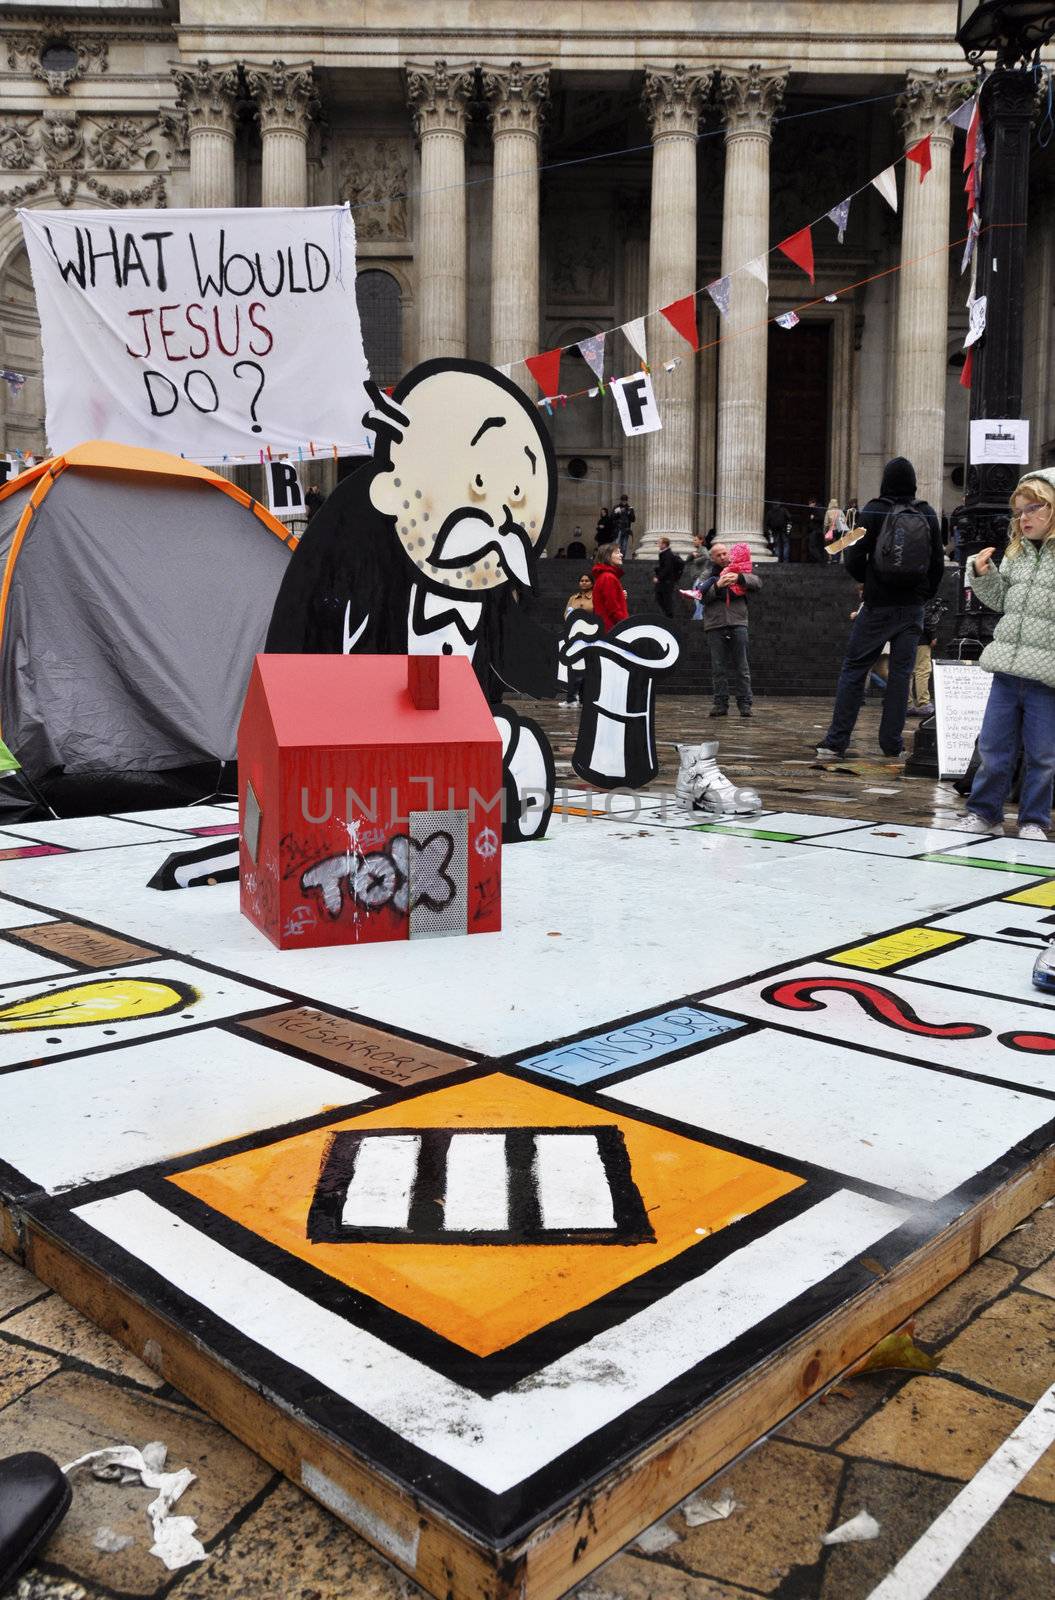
[407,810,468,940]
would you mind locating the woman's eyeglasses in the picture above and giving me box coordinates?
[1013,501,1049,517]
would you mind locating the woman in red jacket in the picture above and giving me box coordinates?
[592,543,629,631]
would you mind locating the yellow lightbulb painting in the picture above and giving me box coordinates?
[0,977,198,1033]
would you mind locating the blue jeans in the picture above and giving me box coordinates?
[708,625,752,710]
[823,603,924,755]
[775,533,792,563]
[968,672,1055,829]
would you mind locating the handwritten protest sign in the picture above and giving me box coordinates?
[18,205,371,464]
[933,660,993,779]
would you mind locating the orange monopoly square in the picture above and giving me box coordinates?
[170,1073,803,1356]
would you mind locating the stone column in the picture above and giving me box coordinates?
[641,65,709,558]
[171,60,241,208]
[714,65,787,559]
[482,62,550,389]
[245,60,317,207]
[893,71,965,513]
[620,202,650,519]
[406,61,475,360]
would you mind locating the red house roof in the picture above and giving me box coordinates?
[251,654,502,749]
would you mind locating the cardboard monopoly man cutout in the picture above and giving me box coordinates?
[267,357,558,843]
[267,359,558,682]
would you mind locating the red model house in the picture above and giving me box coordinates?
[238,654,503,949]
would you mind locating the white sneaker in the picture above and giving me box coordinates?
[959,812,1000,834]
[1019,824,1048,842]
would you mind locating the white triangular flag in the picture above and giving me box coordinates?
[577,332,606,383]
[827,199,851,243]
[744,256,769,292]
[622,317,648,365]
[948,96,977,132]
[872,166,899,212]
[705,276,732,319]
[776,311,799,330]
[496,363,512,377]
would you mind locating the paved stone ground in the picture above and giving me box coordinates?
[2,698,1053,1600]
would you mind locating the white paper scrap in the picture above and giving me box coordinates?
[683,1493,739,1527]
[821,1509,881,1545]
[634,1520,683,1553]
[64,1443,206,1571]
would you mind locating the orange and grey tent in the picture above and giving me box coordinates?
[0,442,295,779]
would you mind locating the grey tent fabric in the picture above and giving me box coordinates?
[1,471,291,777]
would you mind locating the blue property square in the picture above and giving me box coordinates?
[519,1007,745,1087]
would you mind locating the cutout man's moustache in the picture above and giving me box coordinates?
[430,513,532,585]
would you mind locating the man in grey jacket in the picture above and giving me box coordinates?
[700,542,761,718]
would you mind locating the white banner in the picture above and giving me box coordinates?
[611,371,662,438]
[18,205,371,465]
[265,458,305,520]
[933,660,993,780]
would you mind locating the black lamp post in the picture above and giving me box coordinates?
[906,3,1051,776]
[956,2,1051,626]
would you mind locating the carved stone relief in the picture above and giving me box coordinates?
[0,120,37,171]
[337,137,409,241]
[39,111,84,169]
[89,119,158,171]
[6,33,109,96]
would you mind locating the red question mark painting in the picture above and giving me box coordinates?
[761,975,1055,1055]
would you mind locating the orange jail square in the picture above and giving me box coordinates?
[170,1073,803,1356]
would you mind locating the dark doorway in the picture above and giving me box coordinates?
[765,321,831,559]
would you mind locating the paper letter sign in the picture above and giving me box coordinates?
[18,205,371,465]
[611,371,662,438]
[266,460,305,520]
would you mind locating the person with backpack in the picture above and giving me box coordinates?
[815,457,944,760]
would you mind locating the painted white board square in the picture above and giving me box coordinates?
[0,1028,372,1193]
[894,937,1055,1010]
[933,835,1055,872]
[927,899,1055,948]
[0,959,284,1070]
[114,805,240,833]
[0,943,76,987]
[0,817,186,851]
[803,823,987,858]
[708,812,876,838]
[602,1030,1054,1202]
[708,961,1055,1093]
[0,901,56,930]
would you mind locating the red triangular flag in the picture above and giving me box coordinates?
[906,135,932,183]
[777,226,814,284]
[524,348,562,398]
[959,347,973,390]
[659,294,699,352]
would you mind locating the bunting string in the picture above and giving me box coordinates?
[517,81,982,398]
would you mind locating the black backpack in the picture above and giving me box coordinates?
[872,498,932,582]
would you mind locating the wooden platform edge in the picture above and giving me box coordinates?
[4,1142,1054,1600]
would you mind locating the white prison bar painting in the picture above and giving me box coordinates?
[306,1126,655,1246]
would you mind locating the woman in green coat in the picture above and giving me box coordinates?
[963,471,1055,841]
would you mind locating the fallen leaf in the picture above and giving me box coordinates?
[821,1510,880,1545]
[860,1257,888,1278]
[848,1329,939,1377]
[547,931,561,937]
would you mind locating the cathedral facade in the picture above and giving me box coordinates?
[2,1,1053,555]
